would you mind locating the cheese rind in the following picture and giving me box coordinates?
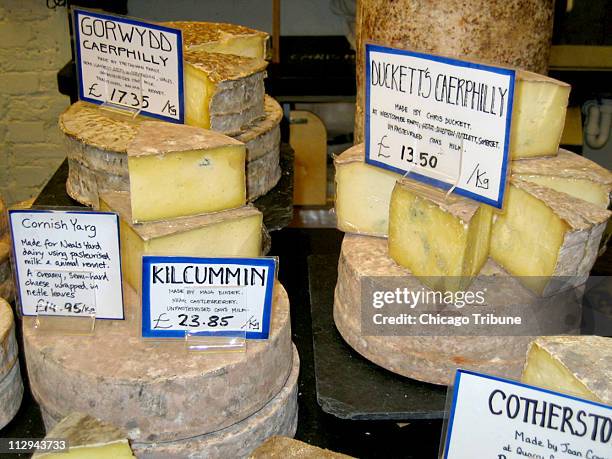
[161,21,268,59]
[512,148,612,208]
[334,144,400,237]
[522,336,612,404]
[0,239,14,304]
[491,178,610,295]
[32,413,134,458]
[0,298,18,381]
[99,191,262,290]
[0,363,23,430]
[127,121,246,222]
[0,196,7,236]
[24,282,293,442]
[184,51,267,134]
[388,178,492,291]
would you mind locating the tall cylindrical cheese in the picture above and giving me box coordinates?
[40,346,299,459]
[335,234,534,385]
[24,282,293,443]
[0,363,24,430]
[354,0,555,143]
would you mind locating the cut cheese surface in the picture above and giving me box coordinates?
[522,336,611,405]
[100,191,262,290]
[127,121,246,222]
[388,178,492,291]
[512,148,612,208]
[491,178,610,295]
[249,436,354,458]
[162,21,268,59]
[184,50,267,134]
[334,144,400,237]
[32,413,134,458]
[511,71,570,159]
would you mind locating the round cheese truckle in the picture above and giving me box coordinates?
[0,299,23,429]
[24,282,293,443]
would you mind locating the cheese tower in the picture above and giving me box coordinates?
[388,178,493,292]
[126,121,246,222]
[335,234,535,385]
[512,148,612,208]
[184,50,267,134]
[0,298,24,429]
[32,413,135,458]
[522,336,611,405]
[491,178,610,295]
[334,144,401,237]
[249,437,354,458]
[62,99,282,206]
[100,191,263,290]
[25,282,298,456]
[162,21,268,59]
[354,0,555,143]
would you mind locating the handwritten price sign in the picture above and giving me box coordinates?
[365,44,515,208]
[74,9,184,123]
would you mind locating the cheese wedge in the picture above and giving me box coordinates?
[388,178,493,291]
[32,413,135,458]
[522,336,611,405]
[249,436,354,458]
[512,148,612,208]
[184,50,267,134]
[162,21,268,59]
[491,178,611,295]
[334,143,400,237]
[510,71,570,159]
[127,121,246,222]
[100,191,262,290]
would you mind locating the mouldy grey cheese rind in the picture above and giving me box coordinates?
[0,363,24,430]
[99,190,263,290]
[40,346,300,459]
[62,99,281,205]
[334,143,401,237]
[161,21,268,59]
[334,234,534,385]
[491,178,611,295]
[512,148,612,208]
[32,413,135,458]
[126,120,246,222]
[184,50,267,134]
[24,281,293,442]
[522,336,612,405]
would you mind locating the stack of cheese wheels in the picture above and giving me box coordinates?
[62,22,282,206]
[0,196,12,301]
[0,298,23,429]
[333,52,612,385]
[25,283,298,458]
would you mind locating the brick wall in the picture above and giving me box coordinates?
[0,1,72,205]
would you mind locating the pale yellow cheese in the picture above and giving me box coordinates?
[100,191,262,290]
[511,148,612,208]
[511,71,570,159]
[334,144,400,237]
[522,336,611,404]
[33,413,134,458]
[491,178,610,295]
[127,121,246,222]
[161,21,268,59]
[388,178,493,291]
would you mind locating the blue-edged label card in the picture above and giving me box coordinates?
[141,256,276,339]
[442,369,612,459]
[9,210,124,320]
[365,44,515,208]
[73,8,184,123]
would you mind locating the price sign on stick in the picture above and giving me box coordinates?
[73,8,184,123]
[365,44,515,208]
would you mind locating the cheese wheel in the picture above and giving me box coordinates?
[41,346,299,459]
[62,97,282,206]
[24,282,293,442]
[335,234,535,385]
[0,298,18,381]
[0,363,24,429]
[354,0,555,142]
